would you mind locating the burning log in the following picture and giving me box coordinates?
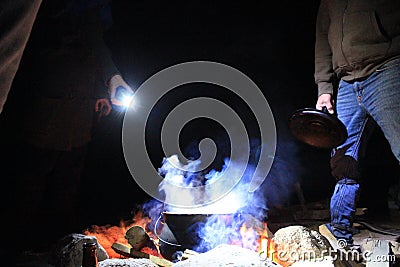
[111,242,173,267]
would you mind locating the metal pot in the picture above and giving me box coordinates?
[155,212,233,260]
[288,107,347,149]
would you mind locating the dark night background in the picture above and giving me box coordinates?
[2,0,399,233]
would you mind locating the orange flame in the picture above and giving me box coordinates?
[84,211,160,258]
[260,237,269,255]
[85,210,274,262]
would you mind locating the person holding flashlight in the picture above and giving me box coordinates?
[12,0,132,253]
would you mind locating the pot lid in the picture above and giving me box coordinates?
[288,108,347,149]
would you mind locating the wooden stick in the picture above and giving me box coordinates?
[111,242,174,267]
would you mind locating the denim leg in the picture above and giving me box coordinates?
[335,80,369,160]
[329,57,400,243]
[361,57,400,162]
[330,181,360,244]
[329,80,369,244]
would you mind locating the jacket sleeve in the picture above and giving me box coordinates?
[87,6,120,99]
[95,34,120,98]
[314,0,334,97]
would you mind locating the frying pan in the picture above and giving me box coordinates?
[288,107,347,149]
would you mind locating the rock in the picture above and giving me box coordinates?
[271,225,332,266]
[99,258,158,267]
[49,233,108,267]
[125,226,151,250]
[290,257,335,267]
[173,244,282,266]
[290,256,336,267]
[359,237,400,256]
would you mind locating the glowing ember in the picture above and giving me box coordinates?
[84,208,273,262]
[84,211,160,258]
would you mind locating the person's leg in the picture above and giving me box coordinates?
[362,57,400,214]
[15,143,60,251]
[362,57,400,162]
[47,145,88,241]
[328,80,372,245]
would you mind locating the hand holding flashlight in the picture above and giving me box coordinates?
[108,74,134,107]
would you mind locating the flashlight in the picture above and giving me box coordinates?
[115,86,134,108]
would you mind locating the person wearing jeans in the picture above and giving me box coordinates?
[330,58,400,244]
[314,0,400,246]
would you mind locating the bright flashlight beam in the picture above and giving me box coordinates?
[122,95,134,108]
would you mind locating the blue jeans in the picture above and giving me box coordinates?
[329,57,400,244]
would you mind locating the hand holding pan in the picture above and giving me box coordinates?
[288,106,348,149]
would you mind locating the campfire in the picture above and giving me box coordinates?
[84,204,274,265]
[83,210,159,259]
[49,154,351,267]
[76,154,288,266]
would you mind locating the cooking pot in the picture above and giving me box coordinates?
[155,212,235,260]
[288,107,347,149]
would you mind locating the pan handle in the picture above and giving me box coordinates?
[322,106,329,114]
[154,214,182,247]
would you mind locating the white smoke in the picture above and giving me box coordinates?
[158,155,252,214]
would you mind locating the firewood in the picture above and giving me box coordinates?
[111,242,174,267]
[181,249,199,260]
[111,242,132,257]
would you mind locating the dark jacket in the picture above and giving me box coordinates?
[314,0,400,96]
[19,0,118,150]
